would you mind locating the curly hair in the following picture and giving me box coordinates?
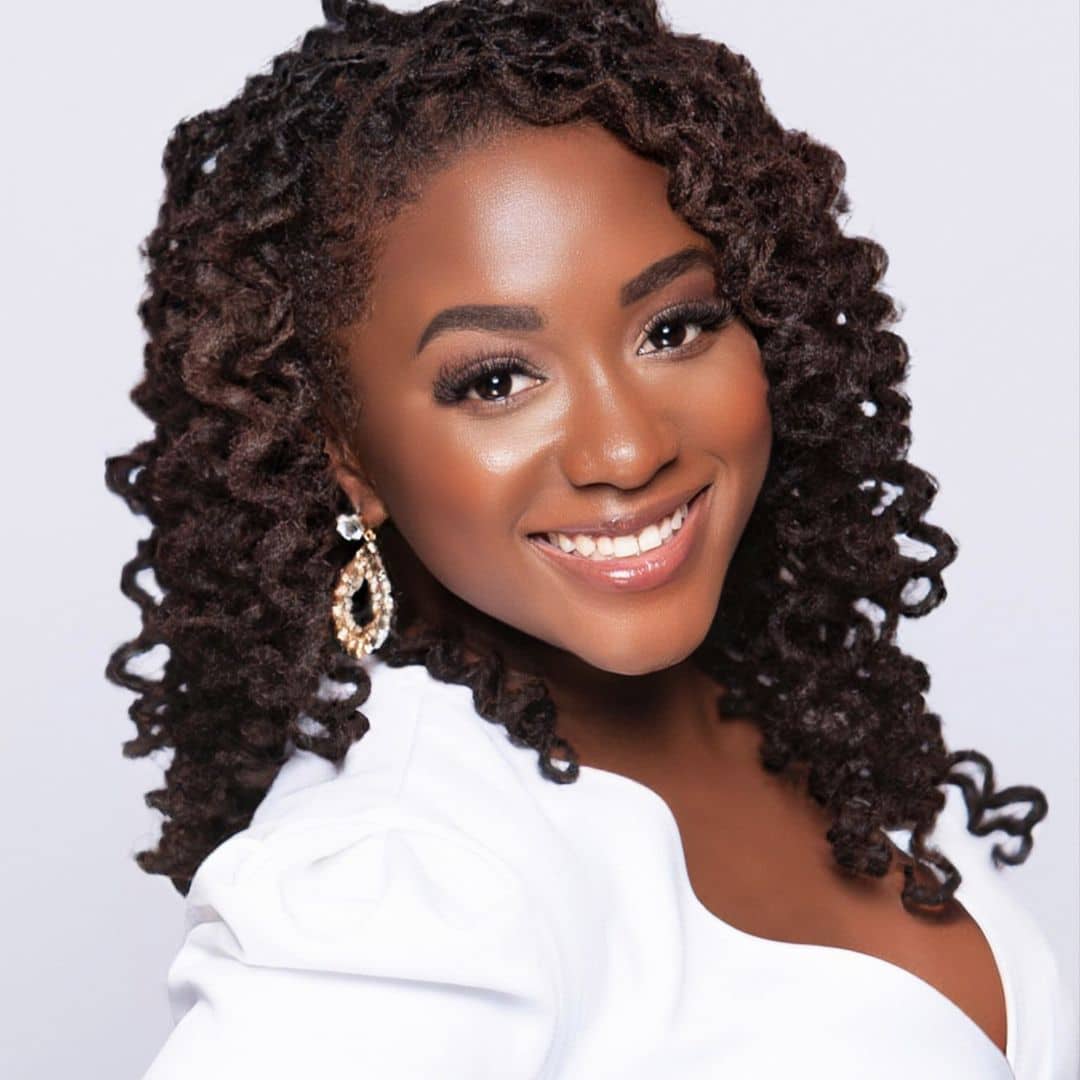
[106,0,1047,905]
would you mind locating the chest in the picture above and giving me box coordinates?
[653,765,1009,1057]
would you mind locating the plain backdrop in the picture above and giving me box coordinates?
[1,1,1076,1076]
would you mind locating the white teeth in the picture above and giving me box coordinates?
[638,524,662,552]
[573,534,596,557]
[544,500,691,560]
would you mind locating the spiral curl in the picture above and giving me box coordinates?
[106,0,1047,904]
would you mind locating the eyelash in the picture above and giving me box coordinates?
[431,298,735,407]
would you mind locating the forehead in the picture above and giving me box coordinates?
[365,122,706,313]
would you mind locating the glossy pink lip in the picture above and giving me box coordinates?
[525,483,713,593]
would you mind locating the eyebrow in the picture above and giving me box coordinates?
[413,245,717,355]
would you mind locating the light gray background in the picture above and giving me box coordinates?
[1,2,1076,1076]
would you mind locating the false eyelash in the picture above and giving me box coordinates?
[640,297,735,343]
[432,296,737,406]
[432,349,540,405]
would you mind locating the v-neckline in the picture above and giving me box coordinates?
[392,657,1016,1073]
[560,756,1015,1074]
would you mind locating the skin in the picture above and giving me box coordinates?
[329,119,772,762]
[327,120,1007,1056]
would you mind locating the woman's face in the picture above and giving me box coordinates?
[332,121,771,677]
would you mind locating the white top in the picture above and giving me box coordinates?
[144,654,1078,1079]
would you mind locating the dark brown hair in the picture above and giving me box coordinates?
[106,0,1047,904]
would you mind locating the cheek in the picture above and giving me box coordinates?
[354,395,536,589]
[685,335,772,478]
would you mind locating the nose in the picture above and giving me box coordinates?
[557,364,680,491]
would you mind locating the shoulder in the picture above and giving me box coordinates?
[925,782,1079,1078]
[184,807,556,997]
[145,659,570,1077]
[147,805,564,1079]
[234,654,569,965]
[249,658,435,828]
[186,647,561,991]
[251,656,544,838]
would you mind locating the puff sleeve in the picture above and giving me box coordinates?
[142,812,563,1079]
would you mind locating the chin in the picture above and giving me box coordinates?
[560,624,709,677]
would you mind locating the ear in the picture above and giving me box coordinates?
[324,434,390,530]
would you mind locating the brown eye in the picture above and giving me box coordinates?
[473,369,520,402]
[637,299,734,357]
[432,352,544,406]
[644,317,698,351]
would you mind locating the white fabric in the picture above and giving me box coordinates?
[144,654,1078,1079]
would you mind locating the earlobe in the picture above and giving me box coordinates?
[324,436,390,530]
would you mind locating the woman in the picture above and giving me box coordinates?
[107,0,1076,1076]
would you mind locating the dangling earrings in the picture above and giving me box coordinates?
[331,511,394,659]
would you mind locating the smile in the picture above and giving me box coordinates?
[526,483,713,593]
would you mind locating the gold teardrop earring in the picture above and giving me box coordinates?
[331,511,395,659]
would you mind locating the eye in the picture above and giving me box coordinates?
[431,298,736,409]
[637,298,735,356]
[432,350,544,407]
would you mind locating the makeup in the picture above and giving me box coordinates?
[526,483,713,593]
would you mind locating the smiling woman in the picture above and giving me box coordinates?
[105,1,1075,1078]
[328,123,772,676]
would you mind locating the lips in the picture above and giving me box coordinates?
[525,483,713,593]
